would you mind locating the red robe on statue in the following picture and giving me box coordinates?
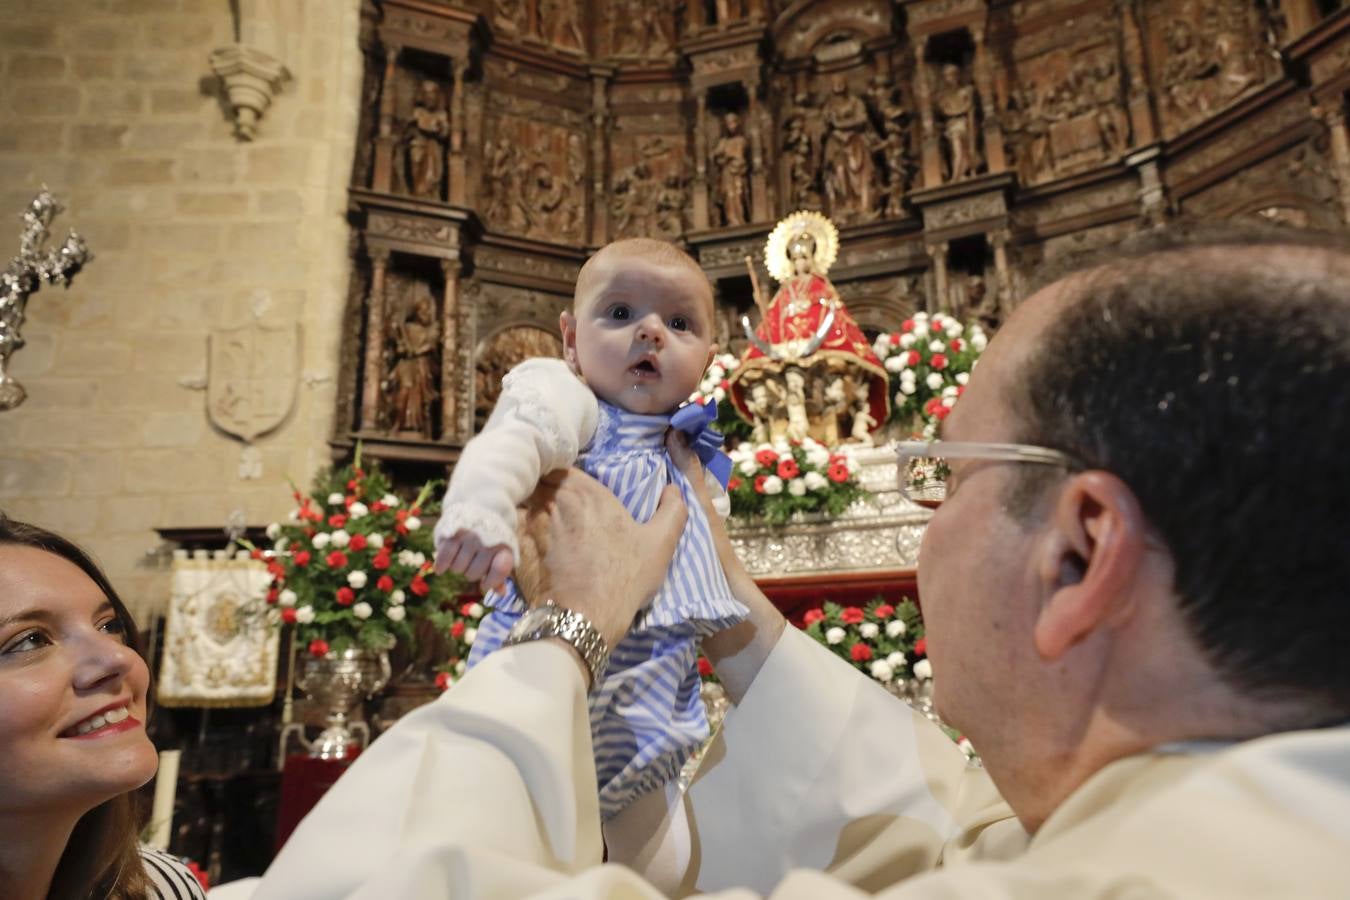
[730,272,891,433]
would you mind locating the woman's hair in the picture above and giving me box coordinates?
[0,514,151,900]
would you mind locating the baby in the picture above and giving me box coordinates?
[433,238,744,822]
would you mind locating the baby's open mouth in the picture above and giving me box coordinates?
[631,360,658,374]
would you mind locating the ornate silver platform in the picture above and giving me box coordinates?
[727,443,932,578]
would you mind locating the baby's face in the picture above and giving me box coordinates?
[562,255,715,415]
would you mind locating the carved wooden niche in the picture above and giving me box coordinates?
[474,324,565,428]
[608,128,689,240]
[482,107,588,244]
[602,0,681,61]
[493,0,588,55]
[376,261,446,440]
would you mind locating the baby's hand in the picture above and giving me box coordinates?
[434,529,515,593]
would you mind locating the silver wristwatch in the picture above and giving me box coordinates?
[503,600,610,692]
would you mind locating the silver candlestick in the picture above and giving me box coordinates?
[0,188,93,411]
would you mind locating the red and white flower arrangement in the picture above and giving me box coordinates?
[725,437,866,524]
[250,447,467,658]
[689,352,752,442]
[431,599,487,690]
[873,312,988,439]
[799,598,927,688]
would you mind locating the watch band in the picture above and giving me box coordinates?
[503,600,611,692]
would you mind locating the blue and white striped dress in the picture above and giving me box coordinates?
[467,399,747,819]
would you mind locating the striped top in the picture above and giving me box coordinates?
[140,845,207,900]
[468,400,747,819]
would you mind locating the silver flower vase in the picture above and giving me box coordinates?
[292,645,391,760]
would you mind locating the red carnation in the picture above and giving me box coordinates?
[914,637,927,656]
[930,353,949,371]
[753,474,769,494]
[370,501,387,513]
[719,378,731,391]
[802,608,825,625]
[325,550,348,569]
[308,639,330,658]
[850,643,873,662]
[950,338,964,352]
[336,587,355,606]
[697,656,714,678]
[377,575,395,592]
[265,588,279,606]
[924,398,944,416]
[777,458,800,479]
[344,496,355,509]
[901,318,915,333]
[755,448,779,467]
[411,506,421,515]
[292,550,311,568]
[906,350,921,367]
[874,604,895,619]
[450,620,466,638]
[840,606,865,625]
[267,560,285,579]
[348,533,368,551]
[728,477,742,491]
[933,405,951,420]
[372,550,391,570]
[328,513,348,528]
[435,671,452,691]
[250,548,263,561]
[827,461,850,483]
[410,575,430,597]
[280,607,297,624]
[889,332,901,346]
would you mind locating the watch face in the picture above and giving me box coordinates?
[513,604,555,636]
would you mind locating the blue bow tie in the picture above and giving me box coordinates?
[670,401,733,490]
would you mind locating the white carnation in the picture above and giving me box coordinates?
[870,660,894,683]
[884,356,907,373]
[330,529,350,549]
[899,333,916,349]
[287,509,300,522]
[386,605,406,622]
[265,522,281,540]
[273,537,289,554]
[380,493,400,507]
[913,659,933,680]
[942,395,957,408]
[738,458,759,476]
[972,331,988,351]
[825,626,845,645]
[762,475,784,495]
[347,570,367,589]
[390,589,406,606]
[278,589,297,607]
[713,387,726,403]
[899,381,917,396]
[873,339,891,359]
[467,602,484,618]
[886,651,906,669]
[913,322,929,337]
[404,516,422,532]
[311,532,331,549]
[860,622,879,639]
[806,447,830,469]
[454,660,466,675]
[788,478,807,497]
[926,373,944,391]
[397,549,419,567]
[929,340,946,353]
[367,533,384,549]
[295,605,315,624]
[348,501,369,520]
[804,471,829,492]
[465,627,478,645]
[956,372,969,385]
[885,619,907,638]
[352,602,373,620]
[327,492,345,506]
[942,385,959,397]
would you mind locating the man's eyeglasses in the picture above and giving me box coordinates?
[894,440,1080,502]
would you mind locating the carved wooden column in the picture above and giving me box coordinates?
[747,77,769,222]
[1118,0,1157,147]
[914,39,941,190]
[438,258,461,443]
[361,247,392,430]
[590,67,612,244]
[1315,102,1350,225]
[990,228,1012,307]
[926,241,949,314]
[373,45,401,194]
[448,57,468,205]
[971,24,1005,174]
[693,89,711,230]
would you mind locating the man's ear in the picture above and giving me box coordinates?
[1033,471,1147,661]
[559,310,580,374]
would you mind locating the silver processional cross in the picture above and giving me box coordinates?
[0,188,93,410]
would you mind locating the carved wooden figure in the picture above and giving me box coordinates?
[403,80,450,200]
[712,112,751,226]
[935,63,980,183]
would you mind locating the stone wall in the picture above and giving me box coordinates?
[0,0,364,619]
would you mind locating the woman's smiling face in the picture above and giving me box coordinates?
[0,545,157,819]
